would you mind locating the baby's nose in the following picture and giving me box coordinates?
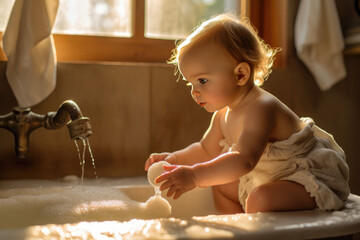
[191,87,200,97]
[191,93,200,102]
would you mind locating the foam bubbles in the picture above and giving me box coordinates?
[62,175,79,183]
[146,161,172,215]
[147,161,171,187]
[185,225,234,238]
[142,195,171,218]
[0,183,172,228]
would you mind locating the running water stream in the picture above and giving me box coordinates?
[74,138,98,183]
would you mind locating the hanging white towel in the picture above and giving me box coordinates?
[2,0,59,108]
[295,0,346,91]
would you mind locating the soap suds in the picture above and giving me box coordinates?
[62,175,79,183]
[0,175,172,228]
[185,225,234,238]
[147,161,171,188]
[146,161,172,214]
[1,180,360,240]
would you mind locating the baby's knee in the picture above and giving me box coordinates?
[246,185,274,213]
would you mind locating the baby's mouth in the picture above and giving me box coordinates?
[193,97,206,107]
[199,102,206,107]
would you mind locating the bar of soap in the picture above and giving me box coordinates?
[147,161,171,187]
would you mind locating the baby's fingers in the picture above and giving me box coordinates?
[160,179,173,192]
[166,185,177,197]
[155,165,178,183]
[173,190,184,199]
[144,153,169,171]
[155,172,171,184]
[144,156,155,171]
[163,165,177,171]
[152,153,170,161]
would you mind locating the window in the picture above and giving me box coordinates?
[54,0,132,37]
[0,0,15,31]
[0,0,286,66]
[145,0,239,39]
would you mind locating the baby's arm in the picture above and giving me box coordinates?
[144,143,208,171]
[145,110,224,170]
[193,99,276,187]
[157,100,276,198]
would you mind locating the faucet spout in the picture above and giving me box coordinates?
[45,100,92,140]
[0,100,92,158]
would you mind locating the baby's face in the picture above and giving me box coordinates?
[178,43,242,112]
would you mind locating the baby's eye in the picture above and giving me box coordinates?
[198,78,208,84]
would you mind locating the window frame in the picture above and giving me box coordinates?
[249,0,288,68]
[0,0,287,66]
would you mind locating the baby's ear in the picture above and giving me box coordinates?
[234,62,250,86]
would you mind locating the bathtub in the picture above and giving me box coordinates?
[0,176,359,240]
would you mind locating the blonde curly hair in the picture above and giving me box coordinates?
[168,13,280,86]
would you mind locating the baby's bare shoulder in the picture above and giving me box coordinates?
[247,92,278,114]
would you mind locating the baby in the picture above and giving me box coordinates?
[144,14,349,214]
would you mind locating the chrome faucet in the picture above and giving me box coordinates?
[0,100,92,158]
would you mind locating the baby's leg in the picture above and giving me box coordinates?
[212,180,244,214]
[246,181,316,213]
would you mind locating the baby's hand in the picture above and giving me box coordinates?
[144,152,177,171]
[155,165,196,199]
